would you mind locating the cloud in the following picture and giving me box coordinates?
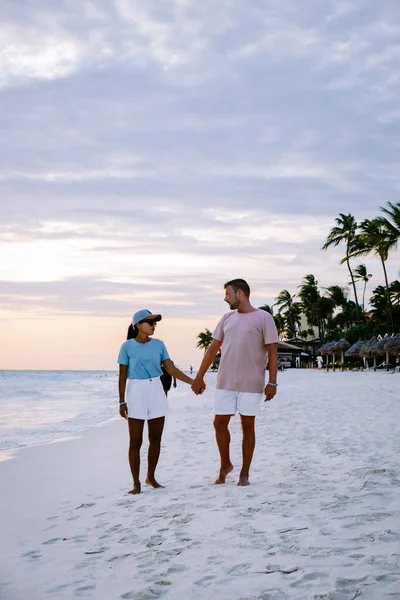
[0,0,399,367]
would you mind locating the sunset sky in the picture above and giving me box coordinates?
[1,1,399,370]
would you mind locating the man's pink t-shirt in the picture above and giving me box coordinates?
[212,309,279,393]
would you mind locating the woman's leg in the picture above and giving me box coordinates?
[128,418,145,494]
[146,416,165,488]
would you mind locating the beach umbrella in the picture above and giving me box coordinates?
[383,333,400,356]
[318,341,337,369]
[345,339,365,358]
[359,337,378,370]
[326,340,342,371]
[383,333,400,368]
[330,339,350,370]
[373,336,389,367]
[359,337,377,358]
[319,341,336,356]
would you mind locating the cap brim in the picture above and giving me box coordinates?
[144,314,162,322]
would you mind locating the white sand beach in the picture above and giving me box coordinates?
[1,370,399,600]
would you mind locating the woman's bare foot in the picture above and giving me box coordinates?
[214,463,234,484]
[237,474,250,486]
[128,484,141,495]
[145,477,165,489]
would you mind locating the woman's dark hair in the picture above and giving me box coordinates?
[127,324,138,340]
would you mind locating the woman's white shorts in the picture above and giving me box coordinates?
[214,389,264,416]
[126,377,169,420]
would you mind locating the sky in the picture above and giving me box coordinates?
[1,0,399,370]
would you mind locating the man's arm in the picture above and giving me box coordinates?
[192,339,222,395]
[264,342,278,402]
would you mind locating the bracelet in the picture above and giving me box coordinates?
[119,402,127,405]
[267,382,278,387]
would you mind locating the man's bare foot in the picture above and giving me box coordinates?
[128,484,141,495]
[214,463,234,484]
[237,474,250,486]
[145,477,165,489]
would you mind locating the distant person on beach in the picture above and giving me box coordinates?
[160,365,177,396]
[118,309,194,495]
[192,279,279,486]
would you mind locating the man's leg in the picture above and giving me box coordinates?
[128,418,145,494]
[146,416,165,488]
[238,414,256,486]
[214,414,234,484]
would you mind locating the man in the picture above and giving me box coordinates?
[192,279,278,486]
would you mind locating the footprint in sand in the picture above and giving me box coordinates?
[42,537,63,545]
[227,563,253,576]
[22,549,42,559]
[75,584,97,596]
[120,585,169,599]
[164,564,189,574]
[194,575,217,587]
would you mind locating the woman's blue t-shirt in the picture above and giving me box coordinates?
[117,338,170,379]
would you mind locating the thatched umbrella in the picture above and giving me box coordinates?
[383,334,400,368]
[332,338,351,370]
[345,339,365,358]
[384,333,400,356]
[319,341,337,369]
[359,337,378,370]
[374,336,390,369]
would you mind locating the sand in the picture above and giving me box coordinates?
[0,370,399,600]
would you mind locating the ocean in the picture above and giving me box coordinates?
[0,370,119,455]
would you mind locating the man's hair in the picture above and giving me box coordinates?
[224,278,250,297]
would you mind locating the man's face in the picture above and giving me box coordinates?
[224,285,240,310]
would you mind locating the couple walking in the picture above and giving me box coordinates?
[117,279,278,494]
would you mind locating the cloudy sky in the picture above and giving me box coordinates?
[1,0,399,370]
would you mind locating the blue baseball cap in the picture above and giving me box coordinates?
[132,309,162,327]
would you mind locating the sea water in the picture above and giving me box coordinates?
[0,370,119,454]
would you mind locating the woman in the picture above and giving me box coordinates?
[118,309,194,495]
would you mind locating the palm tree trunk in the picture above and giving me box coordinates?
[380,256,395,333]
[362,280,367,312]
[345,255,362,339]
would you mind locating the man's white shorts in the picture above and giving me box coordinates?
[126,377,169,420]
[214,389,264,416]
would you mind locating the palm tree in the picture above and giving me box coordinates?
[379,201,400,237]
[353,264,372,311]
[298,274,335,342]
[325,284,349,308]
[196,328,221,370]
[196,329,213,353]
[274,290,301,338]
[322,213,362,338]
[259,304,286,338]
[350,218,398,332]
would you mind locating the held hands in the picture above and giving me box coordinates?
[264,383,277,402]
[191,376,206,395]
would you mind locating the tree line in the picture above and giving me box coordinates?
[197,202,399,352]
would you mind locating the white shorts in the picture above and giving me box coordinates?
[214,389,264,416]
[126,377,169,420]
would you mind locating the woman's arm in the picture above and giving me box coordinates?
[118,364,128,419]
[163,358,193,386]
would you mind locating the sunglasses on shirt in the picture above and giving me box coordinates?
[139,319,158,326]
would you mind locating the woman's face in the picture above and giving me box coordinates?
[137,319,157,336]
